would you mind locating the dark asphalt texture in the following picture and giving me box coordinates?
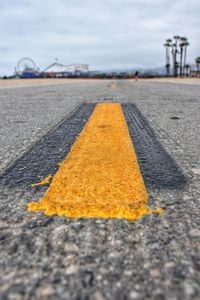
[0,80,200,300]
[123,104,186,189]
[1,103,186,193]
[0,104,95,188]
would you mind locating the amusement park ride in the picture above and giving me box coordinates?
[15,57,40,78]
[15,57,89,78]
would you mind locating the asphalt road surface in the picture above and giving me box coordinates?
[0,79,200,300]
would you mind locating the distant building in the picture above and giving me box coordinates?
[42,62,89,77]
[15,58,89,78]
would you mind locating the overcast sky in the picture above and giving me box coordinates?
[0,0,199,75]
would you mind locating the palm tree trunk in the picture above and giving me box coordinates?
[184,46,187,76]
[172,46,176,77]
[165,47,168,76]
[180,46,183,77]
[166,47,170,76]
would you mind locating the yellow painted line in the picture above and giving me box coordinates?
[28,103,162,220]
[31,174,52,187]
[111,82,118,88]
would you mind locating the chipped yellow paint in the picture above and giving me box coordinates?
[111,82,118,88]
[28,103,163,220]
[31,174,52,187]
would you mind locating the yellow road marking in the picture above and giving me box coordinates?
[31,174,52,187]
[28,103,162,220]
[111,82,118,88]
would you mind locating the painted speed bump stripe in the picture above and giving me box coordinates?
[28,103,162,220]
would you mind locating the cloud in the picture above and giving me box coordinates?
[0,0,199,74]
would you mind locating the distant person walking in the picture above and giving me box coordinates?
[135,70,139,81]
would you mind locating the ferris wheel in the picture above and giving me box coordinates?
[16,57,37,73]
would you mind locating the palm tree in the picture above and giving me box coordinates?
[179,42,184,77]
[164,35,189,77]
[183,39,189,76]
[164,39,172,76]
[179,37,187,77]
[184,64,190,77]
[173,35,181,77]
[195,57,200,76]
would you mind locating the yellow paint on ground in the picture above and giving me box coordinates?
[28,103,163,220]
[111,82,118,88]
[31,174,52,187]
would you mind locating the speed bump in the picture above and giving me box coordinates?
[28,103,162,220]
